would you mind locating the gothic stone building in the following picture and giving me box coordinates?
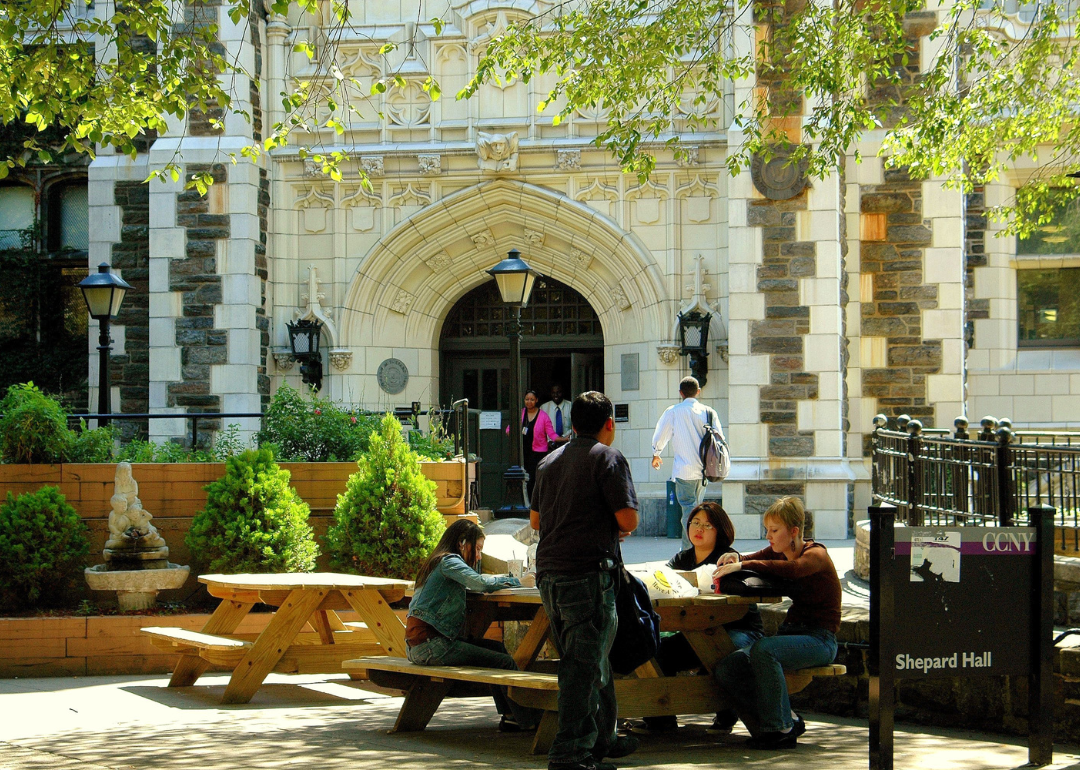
[69,0,1080,537]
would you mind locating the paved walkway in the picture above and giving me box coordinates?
[1,671,1076,770]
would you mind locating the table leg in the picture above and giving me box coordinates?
[313,611,336,645]
[343,588,408,658]
[393,679,454,732]
[512,607,551,670]
[683,629,735,674]
[531,710,558,755]
[464,602,498,640]
[633,660,663,678]
[222,589,327,705]
[169,599,253,688]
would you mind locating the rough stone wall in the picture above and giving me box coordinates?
[747,195,820,458]
[256,167,270,408]
[744,481,813,537]
[859,168,941,427]
[184,0,226,137]
[109,182,150,440]
[964,185,989,351]
[168,163,229,446]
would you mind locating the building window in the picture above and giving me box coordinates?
[1016,196,1080,347]
[0,185,35,250]
[48,181,89,252]
[1018,268,1080,346]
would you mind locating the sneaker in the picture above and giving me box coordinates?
[745,730,798,750]
[592,734,639,760]
[549,762,616,770]
[790,715,806,739]
[499,716,523,733]
[707,711,738,734]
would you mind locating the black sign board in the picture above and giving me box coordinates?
[869,505,1054,770]
[614,403,629,423]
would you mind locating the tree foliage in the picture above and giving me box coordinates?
[3,0,1080,229]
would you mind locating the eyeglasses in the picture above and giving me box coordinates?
[689,521,714,531]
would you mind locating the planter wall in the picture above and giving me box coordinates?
[0,459,477,602]
[0,608,428,678]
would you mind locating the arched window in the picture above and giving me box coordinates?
[0,185,35,250]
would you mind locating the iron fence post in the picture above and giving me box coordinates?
[872,414,888,505]
[954,416,969,514]
[907,419,923,526]
[997,426,1015,526]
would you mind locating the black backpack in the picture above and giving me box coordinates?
[609,565,661,675]
[699,410,730,483]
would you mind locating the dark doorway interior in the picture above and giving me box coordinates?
[440,277,603,510]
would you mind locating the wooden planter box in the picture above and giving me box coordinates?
[0,459,477,601]
[0,608,422,678]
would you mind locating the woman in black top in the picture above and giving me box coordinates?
[639,502,764,733]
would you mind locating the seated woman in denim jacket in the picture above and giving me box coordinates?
[637,502,763,734]
[406,519,543,731]
[711,496,841,749]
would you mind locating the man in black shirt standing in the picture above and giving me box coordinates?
[530,391,639,770]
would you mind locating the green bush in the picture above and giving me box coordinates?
[326,414,444,579]
[256,384,378,462]
[0,382,73,463]
[0,486,90,611]
[68,421,117,463]
[407,411,456,460]
[186,448,319,573]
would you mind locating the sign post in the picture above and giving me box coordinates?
[868,504,1054,769]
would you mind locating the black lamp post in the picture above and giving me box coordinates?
[488,249,540,518]
[677,310,711,388]
[286,318,324,391]
[79,263,131,427]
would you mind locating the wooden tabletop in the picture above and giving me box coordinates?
[199,572,413,591]
[477,588,779,607]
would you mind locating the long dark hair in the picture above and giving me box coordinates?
[687,501,736,552]
[414,519,485,588]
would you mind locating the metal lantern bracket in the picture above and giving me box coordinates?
[668,254,727,387]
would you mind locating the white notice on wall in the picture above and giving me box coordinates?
[910,531,961,583]
[479,411,502,430]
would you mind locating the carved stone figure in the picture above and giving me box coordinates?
[477,131,519,173]
[105,462,166,551]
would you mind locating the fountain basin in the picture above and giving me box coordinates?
[85,563,190,611]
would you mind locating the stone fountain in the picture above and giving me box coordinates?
[85,462,190,610]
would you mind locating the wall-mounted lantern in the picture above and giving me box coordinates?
[287,318,323,391]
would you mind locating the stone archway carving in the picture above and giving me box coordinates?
[339,179,667,350]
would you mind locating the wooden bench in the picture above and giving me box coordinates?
[144,625,384,676]
[343,655,561,753]
[344,655,847,754]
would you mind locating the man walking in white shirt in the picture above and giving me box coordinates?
[651,376,724,550]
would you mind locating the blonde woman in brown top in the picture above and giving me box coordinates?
[711,496,841,749]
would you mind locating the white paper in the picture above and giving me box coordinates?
[479,411,502,430]
[910,531,961,583]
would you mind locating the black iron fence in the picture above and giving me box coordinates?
[872,415,1080,549]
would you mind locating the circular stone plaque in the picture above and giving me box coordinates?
[751,147,810,201]
[377,358,409,395]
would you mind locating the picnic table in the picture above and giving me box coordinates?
[142,573,411,704]
[345,587,844,753]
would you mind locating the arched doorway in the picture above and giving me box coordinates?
[440,276,604,509]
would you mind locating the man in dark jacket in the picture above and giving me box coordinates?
[531,391,639,770]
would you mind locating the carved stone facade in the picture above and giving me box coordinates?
[83,0,1064,539]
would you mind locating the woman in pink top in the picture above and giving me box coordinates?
[512,389,559,502]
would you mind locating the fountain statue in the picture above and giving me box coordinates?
[85,463,189,610]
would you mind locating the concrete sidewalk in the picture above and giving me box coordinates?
[1,672,1077,770]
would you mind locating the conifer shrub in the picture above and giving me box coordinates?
[0,486,90,611]
[326,414,444,579]
[186,448,319,573]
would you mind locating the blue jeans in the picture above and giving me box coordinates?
[714,624,838,734]
[406,636,542,728]
[538,570,618,765]
[674,478,708,550]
